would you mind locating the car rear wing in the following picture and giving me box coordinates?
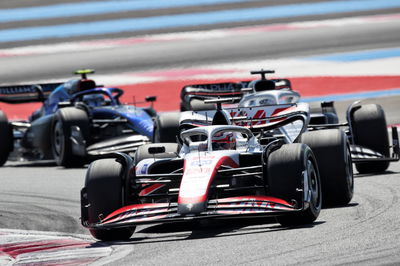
[181,79,293,100]
[181,82,245,101]
[0,82,62,103]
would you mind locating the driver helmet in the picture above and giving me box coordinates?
[212,131,236,150]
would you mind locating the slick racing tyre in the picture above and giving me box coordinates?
[84,159,134,241]
[267,143,322,227]
[350,104,390,174]
[300,129,353,207]
[134,143,179,163]
[51,107,89,167]
[0,111,13,166]
[153,112,180,143]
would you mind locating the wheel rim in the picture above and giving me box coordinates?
[307,159,321,211]
[53,120,64,158]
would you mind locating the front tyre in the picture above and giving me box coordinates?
[300,129,353,207]
[0,111,12,166]
[267,144,322,226]
[351,104,390,174]
[51,107,89,167]
[85,159,134,241]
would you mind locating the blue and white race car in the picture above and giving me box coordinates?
[0,70,156,167]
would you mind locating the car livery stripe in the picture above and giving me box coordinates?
[178,156,238,205]
[101,203,171,223]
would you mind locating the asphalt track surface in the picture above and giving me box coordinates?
[1,1,400,265]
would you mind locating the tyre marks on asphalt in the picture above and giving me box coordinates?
[324,177,400,264]
[0,191,83,234]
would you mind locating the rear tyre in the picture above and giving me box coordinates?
[267,144,321,226]
[153,112,180,143]
[300,129,353,207]
[135,143,179,163]
[51,107,89,167]
[85,159,134,241]
[0,111,12,166]
[351,104,390,174]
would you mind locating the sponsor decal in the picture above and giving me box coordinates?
[190,159,212,166]
[190,83,239,92]
[0,86,34,95]
[140,163,148,174]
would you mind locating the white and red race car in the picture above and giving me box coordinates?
[159,69,399,174]
[81,102,353,241]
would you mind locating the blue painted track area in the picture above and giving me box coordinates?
[0,0,253,23]
[0,0,400,43]
[306,48,400,62]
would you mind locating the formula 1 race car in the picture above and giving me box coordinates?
[177,69,400,174]
[81,102,354,241]
[0,69,156,167]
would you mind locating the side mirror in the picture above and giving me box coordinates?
[148,146,165,154]
[146,96,157,102]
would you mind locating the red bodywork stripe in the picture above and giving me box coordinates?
[103,202,170,221]
[139,183,164,196]
[215,195,292,206]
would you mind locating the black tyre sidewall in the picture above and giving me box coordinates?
[153,112,180,143]
[267,143,321,225]
[300,129,353,207]
[0,111,12,166]
[351,104,390,173]
[51,107,89,167]
[85,158,134,241]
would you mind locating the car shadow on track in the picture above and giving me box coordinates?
[104,218,325,245]
[323,202,359,210]
[354,170,398,178]
[3,161,89,169]
[4,160,58,167]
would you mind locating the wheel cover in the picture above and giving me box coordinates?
[53,120,64,158]
[307,159,321,211]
